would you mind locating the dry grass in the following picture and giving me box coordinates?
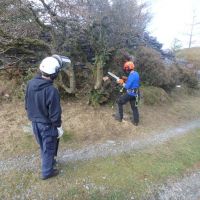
[1,92,200,159]
[0,100,38,158]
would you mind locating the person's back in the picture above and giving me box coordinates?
[26,75,61,127]
[25,55,71,180]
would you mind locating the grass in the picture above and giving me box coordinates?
[1,129,200,199]
[62,130,74,143]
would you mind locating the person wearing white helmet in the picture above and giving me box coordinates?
[25,55,71,180]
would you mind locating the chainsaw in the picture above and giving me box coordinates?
[107,72,125,93]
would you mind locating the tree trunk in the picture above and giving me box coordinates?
[57,65,76,93]
[94,55,104,90]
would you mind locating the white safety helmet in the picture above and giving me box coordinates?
[39,55,71,75]
[39,57,60,75]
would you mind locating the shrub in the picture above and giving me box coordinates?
[161,65,179,91]
[141,86,171,105]
[135,46,178,91]
[0,67,36,102]
[178,67,199,89]
[88,89,110,106]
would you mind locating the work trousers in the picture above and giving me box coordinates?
[117,93,139,123]
[32,122,58,177]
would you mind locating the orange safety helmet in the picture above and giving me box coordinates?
[123,61,135,72]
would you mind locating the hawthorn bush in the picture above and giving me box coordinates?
[135,46,178,91]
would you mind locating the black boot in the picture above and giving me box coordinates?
[112,114,122,122]
[41,169,59,180]
[131,121,139,126]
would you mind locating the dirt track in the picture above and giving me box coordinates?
[1,119,200,173]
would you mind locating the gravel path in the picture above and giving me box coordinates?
[1,119,200,172]
[60,119,200,163]
[1,120,200,199]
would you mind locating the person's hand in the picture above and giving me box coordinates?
[57,127,64,138]
[117,79,124,85]
[103,76,109,81]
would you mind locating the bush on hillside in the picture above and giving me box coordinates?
[0,67,36,102]
[162,65,179,91]
[88,89,110,106]
[141,86,171,105]
[176,47,200,70]
[135,46,178,91]
[178,67,199,89]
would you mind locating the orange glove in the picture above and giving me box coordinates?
[117,79,124,85]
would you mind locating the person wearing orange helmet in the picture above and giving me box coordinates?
[114,59,140,125]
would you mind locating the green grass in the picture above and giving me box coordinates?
[62,130,74,143]
[1,129,74,159]
[1,129,200,199]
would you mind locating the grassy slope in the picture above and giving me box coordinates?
[1,129,200,199]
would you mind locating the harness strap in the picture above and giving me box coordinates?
[127,88,139,94]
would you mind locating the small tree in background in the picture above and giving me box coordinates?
[171,38,182,53]
[187,11,200,48]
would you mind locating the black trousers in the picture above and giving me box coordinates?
[117,93,139,123]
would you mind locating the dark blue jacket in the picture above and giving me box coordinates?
[25,75,62,127]
[124,71,140,96]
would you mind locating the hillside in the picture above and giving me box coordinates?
[176,47,200,69]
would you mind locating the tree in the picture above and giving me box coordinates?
[84,0,150,89]
[0,0,152,95]
[27,0,87,93]
[187,11,200,48]
[0,0,47,68]
[0,0,85,93]
[171,38,182,53]
[110,0,150,48]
